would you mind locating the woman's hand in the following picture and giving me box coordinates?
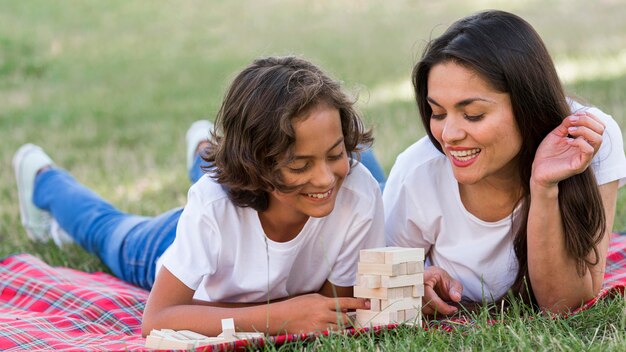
[275,293,369,333]
[531,111,605,189]
[422,266,463,316]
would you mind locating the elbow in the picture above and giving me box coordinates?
[537,289,596,314]
[141,319,153,338]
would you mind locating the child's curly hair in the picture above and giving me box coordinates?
[202,56,373,211]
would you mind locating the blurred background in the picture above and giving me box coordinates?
[2,0,625,268]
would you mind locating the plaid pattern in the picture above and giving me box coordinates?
[2,234,626,351]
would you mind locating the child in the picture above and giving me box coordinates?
[384,10,626,315]
[13,56,385,336]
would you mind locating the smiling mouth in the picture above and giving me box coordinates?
[449,148,481,161]
[304,189,332,200]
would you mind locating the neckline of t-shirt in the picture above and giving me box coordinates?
[253,212,316,251]
[447,164,521,227]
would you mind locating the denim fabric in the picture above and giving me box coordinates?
[358,149,386,191]
[33,168,180,290]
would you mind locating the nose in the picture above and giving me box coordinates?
[310,161,334,188]
[441,116,466,144]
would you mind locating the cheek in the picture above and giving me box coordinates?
[429,120,444,143]
[337,156,350,178]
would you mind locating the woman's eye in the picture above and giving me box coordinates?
[431,113,446,120]
[464,113,484,122]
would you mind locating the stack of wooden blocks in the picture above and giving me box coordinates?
[353,247,425,328]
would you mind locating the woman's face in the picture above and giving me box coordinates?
[427,61,523,186]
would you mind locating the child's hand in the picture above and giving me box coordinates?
[422,266,463,316]
[276,293,368,333]
[531,111,604,189]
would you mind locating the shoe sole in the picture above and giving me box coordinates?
[12,144,49,241]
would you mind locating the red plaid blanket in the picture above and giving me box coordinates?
[1,234,625,351]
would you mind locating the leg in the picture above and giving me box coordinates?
[186,120,213,184]
[33,168,180,289]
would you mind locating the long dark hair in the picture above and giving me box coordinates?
[203,56,373,211]
[412,10,605,304]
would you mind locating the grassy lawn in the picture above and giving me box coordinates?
[1,0,625,350]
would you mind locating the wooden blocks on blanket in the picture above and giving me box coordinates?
[144,318,264,349]
[353,247,424,328]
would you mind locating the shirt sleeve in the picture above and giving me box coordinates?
[588,106,626,187]
[160,184,221,290]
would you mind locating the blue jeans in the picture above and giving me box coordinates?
[33,149,386,290]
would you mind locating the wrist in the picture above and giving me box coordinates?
[529,178,559,199]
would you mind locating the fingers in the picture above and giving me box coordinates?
[446,278,463,303]
[422,284,458,316]
[330,297,369,311]
[565,111,604,153]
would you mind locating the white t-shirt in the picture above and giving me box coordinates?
[384,102,626,302]
[157,163,385,303]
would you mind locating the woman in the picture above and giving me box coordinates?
[384,10,626,315]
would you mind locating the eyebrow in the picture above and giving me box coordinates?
[427,97,496,109]
[293,137,344,159]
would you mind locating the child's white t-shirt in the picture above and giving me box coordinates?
[383,102,626,302]
[157,163,385,303]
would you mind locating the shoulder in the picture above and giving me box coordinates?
[187,175,231,206]
[387,136,449,185]
[341,162,381,198]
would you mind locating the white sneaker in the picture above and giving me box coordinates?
[185,120,213,173]
[50,218,74,248]
[12,144,54,242]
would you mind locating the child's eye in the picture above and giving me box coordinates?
[328,150,345,161]
[287,163,309,174]
[464,113,484,122]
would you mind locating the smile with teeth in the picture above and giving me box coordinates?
[304,189,332,199]
[449,148,481,161]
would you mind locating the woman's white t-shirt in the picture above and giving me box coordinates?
[157,163,385,302]
[383,102,626,302]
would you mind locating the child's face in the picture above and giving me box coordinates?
[269,103,350,223]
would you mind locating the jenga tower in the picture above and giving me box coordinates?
[353,247,425,327]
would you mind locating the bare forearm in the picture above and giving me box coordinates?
[142,301,288,337]
[527,182,594,312]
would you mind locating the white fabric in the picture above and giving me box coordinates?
[158,163,385,303]
[384,103,626,302]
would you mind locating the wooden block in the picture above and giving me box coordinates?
[403,308,422,326]
[358,262,404,276]
[397,262,408,275]
[400,286,415,299]
[380,273,424,288]
[220,318,236,340]
[358,274,381,288]
[379,297,422,311]
[234,332,265,339]
[383,247,425,264]
[407,261,424,274]
[355,309,400,327]
[359,248,387,263]
[145,329,221,349]
[412,284,425,297]
[370,298,381,311]
[354,285,406,299]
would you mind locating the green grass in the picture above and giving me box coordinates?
[1,0,625,350]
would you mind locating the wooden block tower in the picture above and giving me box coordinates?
[353,247,425,328]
